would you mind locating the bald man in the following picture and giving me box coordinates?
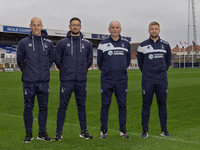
[17,17,54,143]
[97,21,131,138]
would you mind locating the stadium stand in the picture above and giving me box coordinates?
[0,24,141,71]
[0,45,17,54]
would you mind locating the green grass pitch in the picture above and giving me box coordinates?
[0,69,200,150]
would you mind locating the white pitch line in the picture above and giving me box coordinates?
[1,112,200,145]
[146,135,200,145]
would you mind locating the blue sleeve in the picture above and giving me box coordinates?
[49,42,55,67]
[55,41,63,70]
[127,42,131,68]
[137,46,144,72]
[87,42,93,69]
[97,48,103,70]
[17,41,25,71]
[166,44,171,70]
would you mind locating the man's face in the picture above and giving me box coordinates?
[149,25,160,39]
[69,20,81,35]
[30,18,43,36]
[108,22,121,37]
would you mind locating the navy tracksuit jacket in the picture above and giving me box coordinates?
[137,37,171,132]
[97,35,131,131]
[17,30,54,133]
[55,31,93,132]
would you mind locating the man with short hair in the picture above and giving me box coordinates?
[97,21,131,139]
[17,17,54,143]
[54,17,93,140]
[137,21,171,138]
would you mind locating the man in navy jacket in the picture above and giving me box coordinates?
[137,21,171,138]
[54,17,93,140]
[97,21,131,139]
[17,17,54,142]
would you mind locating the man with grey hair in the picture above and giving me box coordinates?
[97,21,131,139]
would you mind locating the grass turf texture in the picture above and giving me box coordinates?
[0,69,200,150]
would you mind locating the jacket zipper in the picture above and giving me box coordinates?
[39,43,42,82]
[75,38,78,81]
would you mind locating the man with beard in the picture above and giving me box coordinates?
[137,21,171,138]
[54,17,93,140]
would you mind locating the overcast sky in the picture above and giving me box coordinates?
[0,0,200,48]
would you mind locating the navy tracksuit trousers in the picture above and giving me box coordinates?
[100,82,127,131]
[23,82,49,133]
[142,83,168,132]
[56,81,87,132]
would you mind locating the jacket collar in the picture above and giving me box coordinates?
[109,35,121,42]
[149,36,161,43]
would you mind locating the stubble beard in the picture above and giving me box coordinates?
[71,31,80,35]
[150,34,158,39]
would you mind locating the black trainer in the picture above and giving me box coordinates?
[24,132,33,143]
[120,129,129,138]
[140,131,148,138]
[37,131,52,141]
[100,130,107,139]
[54,132,63,141]
[161,130,171,137]
[79,130,93,140]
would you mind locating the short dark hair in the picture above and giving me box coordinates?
[70,17,81,24]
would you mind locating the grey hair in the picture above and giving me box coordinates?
[109,20,121,28]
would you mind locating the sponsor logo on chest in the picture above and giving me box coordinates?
[148,53,164,60]
[108,50,124,56]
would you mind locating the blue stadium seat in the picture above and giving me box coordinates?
[0,45,17,54]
